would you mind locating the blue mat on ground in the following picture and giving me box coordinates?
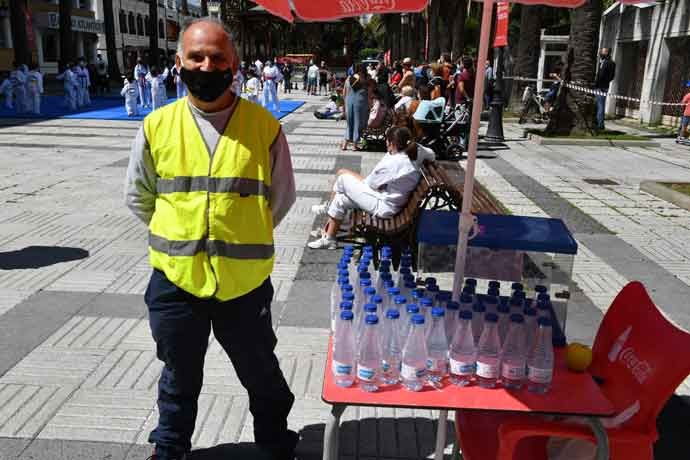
[0,96,304,121]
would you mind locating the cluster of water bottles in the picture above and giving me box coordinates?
[331,245,555,394]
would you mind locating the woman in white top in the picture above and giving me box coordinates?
[308,126,435,249]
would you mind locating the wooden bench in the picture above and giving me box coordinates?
[338,161,505,267]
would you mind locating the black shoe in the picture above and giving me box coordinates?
[258,430,299,460]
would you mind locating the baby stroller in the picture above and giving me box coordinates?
[414,97,467,161]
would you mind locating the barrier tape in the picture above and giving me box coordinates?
[504,76,687,107]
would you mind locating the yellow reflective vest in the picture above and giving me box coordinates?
[144,97,279,300]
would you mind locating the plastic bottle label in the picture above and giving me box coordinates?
[401,363,426,380]
[425,358,448,372]
[501,362,525,380]
[476,361,499,379]
[450,358,476,376]
[332,360,352,376]
[528,366,552,383]
[357,365,377,381]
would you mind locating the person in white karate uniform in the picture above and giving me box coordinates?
[146,66,170,111]
[9,63,28,114]
[245,69,260,104]
[0,73,13,109]
[170,65,187,99]
[134,58,151,108]
[121,73,140,116]
[76,59,91,107]
[261,60,282,112]
[56,63,77,111]
[25,64,44,114]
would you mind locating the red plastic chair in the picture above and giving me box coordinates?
[455,281,690,460]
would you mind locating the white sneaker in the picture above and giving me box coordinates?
[311,203,329,216]
[307,236,337,249]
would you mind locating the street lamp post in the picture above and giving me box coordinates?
[485,46,505,143]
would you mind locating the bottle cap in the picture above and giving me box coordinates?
[446,300,460,310]
[464,278,477,287]
[363,245,374,253]
[342,292,355,301]
[387,287,401,296]
[343,244,354,253]
[365,314,379,325]
[364,286,376,296]
[364,303,377,313]
[338,268,349,277]
[425,277,437,286]
[371,294,383,304]
[537,317,552,327]
[359,279,372,287]
[386,309,400,319]
[510,313,524,323]
[535,285,548,294]
[497,304,510,314]
[381,245,392,256]
[337,276,348,285]
[406,304,420,314]
[460,293,473,304]
[511,282,523,291]
[485,312,499,323]
[420,297,433,307]
[359,271,371,279]
[472,303,486,313]
[487,287,500,297]
[431,307,445,317]
[383,280,395,289]
[339,301,353,310]
[524,308,537,317]
[380,258,392,267]
[394,295,407,305]
[379,266,391,274]
[411,314,425,325]
[340,310,354,321]
[459,309,473,320]
[399,267,411,275]
[411,288,425,299]
[488,280,501,290]
[404,280,417,290]
[341,283,353,292]
[381,272,393,281]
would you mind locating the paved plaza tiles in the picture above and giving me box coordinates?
[0,93,689,459]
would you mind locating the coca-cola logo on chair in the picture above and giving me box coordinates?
[339,0,396,14]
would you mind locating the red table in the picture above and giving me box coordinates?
[321,337,614,460]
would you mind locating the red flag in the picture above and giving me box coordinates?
[493,2,509,47]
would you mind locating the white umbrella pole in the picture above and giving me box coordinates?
[450,0,495,302]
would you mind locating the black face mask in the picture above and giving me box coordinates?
[179,67,234,102]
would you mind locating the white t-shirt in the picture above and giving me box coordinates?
[364,152,422,216]
[308,65,319,79]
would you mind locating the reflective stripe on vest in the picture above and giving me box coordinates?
[144,97,279,300]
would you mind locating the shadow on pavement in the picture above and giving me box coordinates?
[0,246,89,269]
[189,442,274,460]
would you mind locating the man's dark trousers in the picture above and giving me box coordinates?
[145,269,295,459]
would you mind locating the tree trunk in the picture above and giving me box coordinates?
[149,0,159,66]
[508,5,542,110]
[102,0,121,77]
[59,0,73,65]
[201,0,208,17]
[9,0,30,66]
[181,0,189,16]
[416,13,425,62]
[451,0,467,61]
[438,0,451,55]
[427,0,440,62]
[546,0,603,135]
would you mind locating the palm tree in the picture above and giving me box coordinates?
[509,5,543,110]
[59,0,73,65]
[546,0,603,135]
[9,0,30,66]
[149,0,159,66]
[427,0,441,61]
[102,0,121,77]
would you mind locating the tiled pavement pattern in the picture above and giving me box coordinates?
[0,94,688,459]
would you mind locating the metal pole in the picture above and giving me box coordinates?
[485,45,505,143]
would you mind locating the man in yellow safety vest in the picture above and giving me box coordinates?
[125,17,297,460]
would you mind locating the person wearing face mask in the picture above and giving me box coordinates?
[594,47,616,131]
[135,58,151,108]
[76,58,91,107]
[124,17,297,460]
[261,59,282,112]
[308,126,435,248]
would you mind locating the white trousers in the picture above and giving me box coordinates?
[64,86,77,111]
[125,96,138,116]
[327,174,383,221]
[262,80,279,111]
[27,90,40,114]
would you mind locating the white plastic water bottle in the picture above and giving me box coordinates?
[397,266,412,287]
[497,303,511,345]
[419,296,434,327]
[333,310,356,387]
[508,295,523,314]
[471,303,486,345]
[476,313,501,389]
[511,282,524,298]
[501,314,528,390]
[386,286,401,311]
[392,295,407,314]
[333,299,353,334]
[356,302,378,353]
[524,307,538,352]
[527,317,554,394]
[357,314,382,392]
[435,291,451,309]
[371,294,384,316]
[403,304,420,340]
[355,277,372,313]
[459,292,474,314]
[426,307,449,386]
[401,279,417,300]
[331,283,353,332]
[381,246,392,264]
[381,309,403,385]
[401,314,428,391]
[330,269,349,319]
[445,300,460,344]
[449,309,476,387]
[377,272,393,294]
[426,284,441,304]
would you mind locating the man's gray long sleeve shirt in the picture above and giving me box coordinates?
[124,98,296,228]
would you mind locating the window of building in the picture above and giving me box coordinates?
[119,10,127,34]
[136,14,144,36]
[42,29,59,62]
[159,19,165,39]
[144,15,150,36]
[128,12,135,35]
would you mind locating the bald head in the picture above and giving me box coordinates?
[176,17,238,73]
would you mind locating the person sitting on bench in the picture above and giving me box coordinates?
[307,126,435,249]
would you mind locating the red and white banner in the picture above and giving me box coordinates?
[252,0,427,23]
[493,2,509,47]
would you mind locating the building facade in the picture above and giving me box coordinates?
[601,0,690,126]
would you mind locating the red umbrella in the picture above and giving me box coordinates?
[252,0,428,23]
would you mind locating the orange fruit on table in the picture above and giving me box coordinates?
[566,342,593,372]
